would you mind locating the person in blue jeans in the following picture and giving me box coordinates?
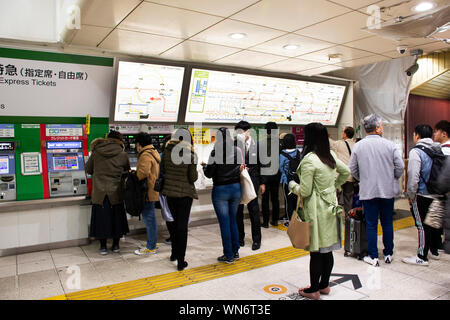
[133,132,161,256]
[202,127,244,264]
[349,114,404,267]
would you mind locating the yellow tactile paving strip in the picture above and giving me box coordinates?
[44,216,415,300]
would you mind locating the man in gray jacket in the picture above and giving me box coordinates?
[349,114,404,267]
[403,124,443,266]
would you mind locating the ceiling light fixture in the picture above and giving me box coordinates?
[229,33,247,39]
[283,44,298,50]
[412,2,435,12]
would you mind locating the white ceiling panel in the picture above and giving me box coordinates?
[190,19,286,49]
[261,58,327,73]
[298,65,344,76]
[159,40,242,62]
[231,0,351,32]
[80,0,142,28]
[98,29,183,56]
[250,34,335,57]
[299,45,374,64]
[334,54,390,67]
[295,11,373,44]
[145,0,260,17]
[330,0,382,10]
[118,2,223,39]
[70,25,112,47]
[345,35,440,54]
[214,50,287,68]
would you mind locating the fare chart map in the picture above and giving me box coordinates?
[114,61,185,122]
[185,69,346,125]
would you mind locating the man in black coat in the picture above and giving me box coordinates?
[235,121,266,250]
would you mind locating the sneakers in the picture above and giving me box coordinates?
[402,255,429,266]
[99,248,108,255]
[217,255,234,264]
[429,252,440,260]
[164,238,171,245]
[134,248,157,256]
[384,255,393,264]
[363,256,380,267]
[234,253,240,260]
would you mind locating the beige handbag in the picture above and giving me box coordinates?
[287,193,310,250]
[240,168,257,205]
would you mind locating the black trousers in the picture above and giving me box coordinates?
[338,181,355,218]
[237,177,261,244]
[411,195,442,261]
[282,182,298,222]
[167,196,193,264]
[308,252,334,292]
[262,174,280,224]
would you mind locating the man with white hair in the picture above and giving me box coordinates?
[348,114,405,267]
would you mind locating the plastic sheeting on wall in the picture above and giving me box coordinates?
[329,56,416,126]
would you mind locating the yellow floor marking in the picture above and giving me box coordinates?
[44,216,415,300]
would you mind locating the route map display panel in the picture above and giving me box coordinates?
[185,69,346,125]
[114,61,185,122]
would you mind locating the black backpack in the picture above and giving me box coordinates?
[123,170,148,217]
[281,150,301,183]
[413,145,447,195]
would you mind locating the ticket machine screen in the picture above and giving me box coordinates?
[0,156,9,174]
[53,155,79,171]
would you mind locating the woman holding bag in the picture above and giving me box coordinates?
[289,123,350,300]
[202,128,244,264]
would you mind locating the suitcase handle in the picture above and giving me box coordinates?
[350,231,357,242]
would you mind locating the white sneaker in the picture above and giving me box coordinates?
[363,256,380,267]
[134,248,157,256]
[429,252,440,260]
[384,255,393,264]
[402,255,429,266]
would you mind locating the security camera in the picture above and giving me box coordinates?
[405,63,419,76]
[397,45,408,54]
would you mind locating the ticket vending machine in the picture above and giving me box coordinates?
[0,142,16,201]
[41,124,90,198]
[46,141,88,197]
[123,134,138,170]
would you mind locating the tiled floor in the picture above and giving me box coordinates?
[0,199,449,300]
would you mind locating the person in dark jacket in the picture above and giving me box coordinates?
[86,131,130,255]
[202,127,244,264]
[235,121,266,251]
[261,122,281,228]
[161,128,198,271]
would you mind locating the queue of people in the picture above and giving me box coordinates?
[86,117,450,299]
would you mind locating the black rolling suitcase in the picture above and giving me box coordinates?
[344,210,368,260]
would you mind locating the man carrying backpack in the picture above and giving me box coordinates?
[329,126,356,219]
[279,133,301,227]
[133,132,161,256]
[403,124,444,266]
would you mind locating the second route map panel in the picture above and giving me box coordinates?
[185,68,346,125]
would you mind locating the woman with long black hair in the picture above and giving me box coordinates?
[202,128,244,264]
[289,123,350,299]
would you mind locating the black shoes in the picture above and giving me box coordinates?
[270,221,278,227]
[262,223,269,228]
[234,253,240,260]
[218,255,234,264]
[252,242,261,251]
[111,245,120,253]
[239,240,245,247]
[170,254,176,262]
[177,261,188,271]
